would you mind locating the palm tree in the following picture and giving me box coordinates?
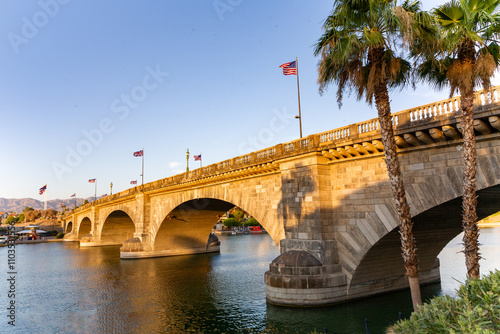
[413,0,500,279]
[314,0,431,309]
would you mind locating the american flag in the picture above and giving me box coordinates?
[279,60,297,75]
[89,179,96,183]
[71,193,76,197]
[130,180,137,184]
[102,194,108,198]
[194,154,201,161]
[133,150,144,157]
[39,185,47,195]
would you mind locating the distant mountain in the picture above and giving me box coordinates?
[0,197,89,213]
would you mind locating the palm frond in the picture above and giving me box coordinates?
[434,0,464,29]
[316,0,417,106]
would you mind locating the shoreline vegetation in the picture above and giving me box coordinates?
[308,270,500,334]
[387,270,500,333]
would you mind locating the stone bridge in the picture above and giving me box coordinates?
[63,87,500,306]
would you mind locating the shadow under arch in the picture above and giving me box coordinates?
[65,221,73,233]
[78,217,92,238]
[153,198,235,254]
[349,183,500,290]
[100,210,136,246]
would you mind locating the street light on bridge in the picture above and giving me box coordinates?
[295,114,302,139]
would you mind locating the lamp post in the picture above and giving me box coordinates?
[186,149,190,172]
[295,114,302,139]
[110,182,113,195]
[295,57,303,138]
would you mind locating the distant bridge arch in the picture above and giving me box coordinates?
[77,217,92,239]
[64,221,73,234]
[98,210,136,246]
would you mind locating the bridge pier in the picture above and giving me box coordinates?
[265,248,348,306]
[62,232,78,242]
[79,233,124,247]
[120,232,221,259]
[265,241,441,306]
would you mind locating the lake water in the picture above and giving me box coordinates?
[1,227,499,334]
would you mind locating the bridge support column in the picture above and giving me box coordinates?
[79,207,101,247]
[120,232,221,259]
[62,215,78,242]
[265,154,349,306]
[265,239,347,306]
[120,233,152,255]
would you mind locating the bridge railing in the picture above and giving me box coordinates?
[316,85,500,144]
[67,86,500,215]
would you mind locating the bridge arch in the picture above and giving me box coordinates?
[152,198,233,254]
[149,183,284,247]
[348,183,500,296]
[99,210,136,246]
[65,221,73,233]
[77,217,92,238]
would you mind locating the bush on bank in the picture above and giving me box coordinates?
[388,270,500,333]
[244,217,260,227]
[223,218,240,227]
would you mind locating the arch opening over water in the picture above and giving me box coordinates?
[65,221,73,233]
[100,210,136,245]
[78,217,92,238]
[349,184,500,290]
[154,198,235,253]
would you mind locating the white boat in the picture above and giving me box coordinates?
[0,236,9,245]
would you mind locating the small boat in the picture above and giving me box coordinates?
[0,236,9,246]
[248,226,266,234]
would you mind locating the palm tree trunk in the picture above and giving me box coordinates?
[460,90,480,279]
[374,80,422,309]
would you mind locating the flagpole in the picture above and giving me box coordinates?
[295,57,303,139]
[74,195,76,210]
[200,153,202,168]
[141,147,144,188]
[94,180,97,202]
[44,191,47,211]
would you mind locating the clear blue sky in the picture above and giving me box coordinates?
[0,0,495,200]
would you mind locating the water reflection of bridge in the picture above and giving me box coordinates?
[63,87,500,306]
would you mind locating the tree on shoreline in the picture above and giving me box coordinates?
[315,0,433,309]
[413,0,500,279]
[25,210,41,222]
